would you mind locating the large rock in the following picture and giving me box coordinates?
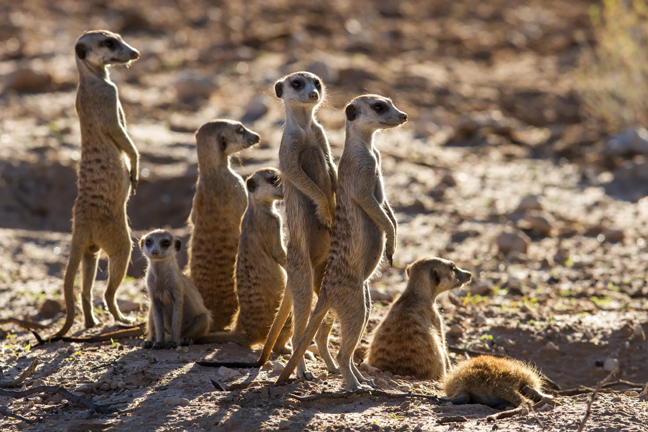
[4,66,53,93]
[240,94,269,124]
[497,230,530,255]
[606,127,648,156]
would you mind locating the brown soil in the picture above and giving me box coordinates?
[0,0,647,431]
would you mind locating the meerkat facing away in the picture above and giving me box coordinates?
[187,120,260,331]
[196,168,292,352]
[368,257,471,380]
[197,72,338,374]
[53,30,140,339]
[276,95,408,391]
[444,355,554,421]
[140,229,212,349]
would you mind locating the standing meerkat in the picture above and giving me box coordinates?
[186,120,260,331]
[140,230,212,349]
[53,30,140,339]
[368,257,472,380]
[277,95,407,391]
[443,355,554,421]
[196,168,292,352]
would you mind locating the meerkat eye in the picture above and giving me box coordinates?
[314,80,321,89]
[238,126,245,134]
[292,80,301,89]
[373,103,385,112]
[269,174,279,184]
[145,239,152,247]
[162,239,171,248]
[104,39,117,50]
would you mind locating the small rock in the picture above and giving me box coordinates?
[117,381,126,389]
[272,361,285,373]
[32,379,47,388]
[506,250,529,263]
[278,420,290,430]
[110,381,119,390]
[307,344,319,356]
[449,324,464,337]
[603,358,619,372]
[625,390,639,397]
[305,60,338,84]
[359,363,379,374]
[515,195,543,212]
[497,230,530,255]
[440,173,457,187]
[545,342,559,352]
[634,324,646,342]
[270,386,287,398]
[398,384,410,392]
[4,66,53,93]
[602,229,625,243]
[606,127,648,156]
[36,299,62,319]
[98,383,111,392]
[174,71,218,100]
[521,213,554,236]
[469,280,492,296]
[217,366,238,379]
[240,94,269,124]
[117,299,141,313]
[258,388,269,399]
[375,378,389,387]
[164,397,189,406]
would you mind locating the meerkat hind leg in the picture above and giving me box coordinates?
[104,238,134,325]
[336,290,374,391]
[81,248,100,329]
[286,249,315,380]
[315,311,340,373]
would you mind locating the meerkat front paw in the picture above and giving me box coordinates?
[152,341,164,350]
[165,340,178,350]
[143,340,154,349]
[180,338,191,346]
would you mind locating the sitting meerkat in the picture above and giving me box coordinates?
[276,95,407,391]
[196,168,292,352]
[368,257,471,380]
[443,355,554,421]
[53,30,141,339]
[186,120,260,331]
[140,229,212,349]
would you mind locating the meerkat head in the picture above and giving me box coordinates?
[406,257,471,296]
[345,95,408,131]
[246,168,284,204]
[140,229,181,261]
[274,71,325,109]
[75,30,140,68]
[195,120,260,164]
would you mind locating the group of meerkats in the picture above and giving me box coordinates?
[48,30,555,421]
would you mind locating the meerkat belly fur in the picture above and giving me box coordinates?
[53,30,141,339]
[141,230,212,349]
[277,95,408,391]
[196,168,292,351]
[368,257,471,380]
[187,120,260,331]
[444,355,554,421]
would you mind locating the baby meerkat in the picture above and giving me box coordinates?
[443,355,554,421]
[141,229,212,349]
[53,30,141,339]
[187,120,260,331]
[368,257,471,380]
[276,95,407,391]
[196,168,292,352]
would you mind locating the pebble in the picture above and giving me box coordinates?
[634,324,646,342]
[240,94,269,124]
[4,66,53,93]
[545,341,559,352]
[398,385,411,392]
[174,71,218,99]
[625,390,639,397]
[497,230,530,255]
[258,388,269,399]
[272,361,285,373]
[307,344,319,356]
[359,363,379,374]
[449,324,464,337]
[606,127,648,156]
[217,366,238,379]
[516,195,543,212]
[603,358,619,372]
[278,419,290,430]
[37,299,62,319]
[469,280,492,296]
[164,397,189,406]
[521,213,554,236]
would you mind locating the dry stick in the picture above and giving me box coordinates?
[0,407,41,424]
[0,318,51,330]
[285,389,440,403]
[31,323,146,345]
[558,379,645,397]
[577,368,618,432]
[0,385,117,416]
[0,359,38,388]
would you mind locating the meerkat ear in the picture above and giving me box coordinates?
[220,134,227,151]
[274,80,283,98]
[345,104,357,121]
[431,268,441,285]
[405,264,411,278]
[75,43,87,60]
[175,239,181,252]
[246,177,257,193]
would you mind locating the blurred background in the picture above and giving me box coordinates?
[0,0,647,390]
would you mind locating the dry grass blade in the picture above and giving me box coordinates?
[577,368,618,432]
[0,318,51,330]
[32,322,146,345]
[285,389,440,402]
[0,358,38,388]
[0,407,41,424]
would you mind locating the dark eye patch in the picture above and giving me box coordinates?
[145,239,152,247]
[161,239,171,248]
[269,174,279,185]
[373,102,386,113]
[238,126,245,134]
[291,80,302,89]
[102,38,118,50]
[314,79,321,89]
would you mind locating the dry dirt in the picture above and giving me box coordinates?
[1,0,647,431]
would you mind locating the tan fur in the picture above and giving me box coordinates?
[197,168,292,352]
[277,95,408,391]
[186,120,260,331]
[443,355,553,421]
[368,257,471,380]
[141,230,212,349]
[53,30,141,338]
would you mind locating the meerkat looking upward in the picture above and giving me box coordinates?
[368,257,471,380]
[186,120,260,331]
[140,229,212,349]
[53,30,140,339]
[277,94,407,391]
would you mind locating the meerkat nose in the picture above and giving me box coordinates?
[308,90,319,100]
[130,50,141,60]
[151,250,159,257]
[400,113,408,122]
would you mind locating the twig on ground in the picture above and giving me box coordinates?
[0,359,38,388]
[0,407,41,424]
[285,389,440,403]
[558,379,645,397]
[210,379,226,391]
[577,368,618,432]
[437,416,467,424]
[0,317,52,330]
[32,323,146,345]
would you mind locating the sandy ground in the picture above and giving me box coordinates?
[0,0,647,430]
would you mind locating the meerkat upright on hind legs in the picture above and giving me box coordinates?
[368,257,471,380]
[196,168,292,351]
[186,120,260,331]
[140,230,212,349]
[277,95,408,391]
[53,30,140,339]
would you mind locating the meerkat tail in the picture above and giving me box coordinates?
[196,290,293,368]
[52,236,86,339]
[195,331,250,346]
[276,293,330,383]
